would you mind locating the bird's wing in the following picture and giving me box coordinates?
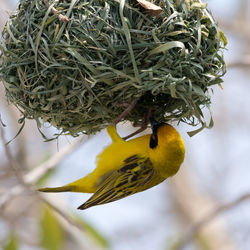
[78,154,164,210]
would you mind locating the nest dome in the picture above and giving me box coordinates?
[0,0,226,137]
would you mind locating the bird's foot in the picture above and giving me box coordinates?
[122,106,152,140]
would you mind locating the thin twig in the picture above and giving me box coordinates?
[177,193,250,249]
[42,0,69,23]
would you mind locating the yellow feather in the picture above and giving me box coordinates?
[38,122,185,210]
[106,124,124,143]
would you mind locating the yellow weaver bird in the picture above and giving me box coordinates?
[38,119,185,210]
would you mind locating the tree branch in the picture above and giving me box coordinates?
[0,122,99,248]
[24,137,84,184]
[177,192,250,249]
[227,58,250,68]
[0,136,85,209]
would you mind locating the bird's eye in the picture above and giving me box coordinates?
[150,134,158,149]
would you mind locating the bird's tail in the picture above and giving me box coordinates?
[38,176,96,193]
[38,185,74,193]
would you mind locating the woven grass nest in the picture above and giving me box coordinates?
[0,0,227,138]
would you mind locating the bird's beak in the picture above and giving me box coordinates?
[149,117,161,129]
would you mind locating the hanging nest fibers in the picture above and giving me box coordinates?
[0,0,227,138]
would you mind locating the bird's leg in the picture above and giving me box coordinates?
[122,106,152,140]
[115,103,130,108]
[113,98,139,125]
[112,97,152,140]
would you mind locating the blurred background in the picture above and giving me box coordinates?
[1,0,250,249]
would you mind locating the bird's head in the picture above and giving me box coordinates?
[148,118,185,177]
